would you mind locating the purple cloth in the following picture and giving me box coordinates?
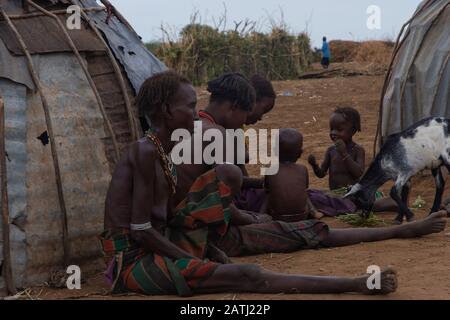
[307,189,357,217]
[234,187,266,212]
[104,257,116,286]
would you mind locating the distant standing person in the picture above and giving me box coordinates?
[321,36,331,69]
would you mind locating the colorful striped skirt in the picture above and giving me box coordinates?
[100,169,232,296]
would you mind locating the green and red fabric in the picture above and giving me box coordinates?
[217,219,329,257]
[100,230,199,296]
[168,169,232,258]
[99,169,232,296]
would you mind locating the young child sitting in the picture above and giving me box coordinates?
[307,107,397,217]
[305,107,364,217]
[308,106,365,190]
[261,128,321,222]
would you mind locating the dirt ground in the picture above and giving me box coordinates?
[26,71,450,300]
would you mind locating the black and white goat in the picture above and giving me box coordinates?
[345,117,450,224]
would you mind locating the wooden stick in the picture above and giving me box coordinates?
[0,9,71,267]
[0,96,17,295]
[8,7,105,19]
[26,0,121,162]
[77,5,139,140]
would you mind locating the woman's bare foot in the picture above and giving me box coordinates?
[396,211,447,238]
[356,267,398,295]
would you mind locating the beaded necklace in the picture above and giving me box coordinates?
[146,129,177,194]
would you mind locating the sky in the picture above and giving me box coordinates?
[109,0,423,47]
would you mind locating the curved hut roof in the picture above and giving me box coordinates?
[377,0,450,146]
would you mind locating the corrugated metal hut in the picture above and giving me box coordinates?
[376,0,450,148]
[0,0,166,293]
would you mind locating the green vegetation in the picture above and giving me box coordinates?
[337,212,386,227]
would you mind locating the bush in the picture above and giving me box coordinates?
[147,19,314,85]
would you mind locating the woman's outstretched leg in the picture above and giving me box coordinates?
[372,197,399,213]
[322,211,447,247]
[195,263,397,295]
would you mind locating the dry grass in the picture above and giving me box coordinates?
[329,40,394,73]
[147,12,314,85]
[150,27,313,85]
[353,41,394,73]
[329,40,361,62]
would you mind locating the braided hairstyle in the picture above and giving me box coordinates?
[334,106,361,133]
[207,73,256,111]
[251,74,276,102]
[136,70,191,125]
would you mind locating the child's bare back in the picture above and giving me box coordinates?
[263,128,317,221]
[265,163,309,221]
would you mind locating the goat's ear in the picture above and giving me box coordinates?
[343,184,362,198]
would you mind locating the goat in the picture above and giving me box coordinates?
[345,117,450,224]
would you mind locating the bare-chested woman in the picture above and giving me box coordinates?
[102,71,446,297]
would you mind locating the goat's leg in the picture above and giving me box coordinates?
[390,186,404,224]
[401,180,411,203]
[430,167,445,215]
[390,178,414,224]
[401,180,412,221]
[400,180,415,222]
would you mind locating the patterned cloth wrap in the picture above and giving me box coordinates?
[217,219,329,256]
[100,169,232,297]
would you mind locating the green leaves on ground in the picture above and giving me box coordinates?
[337,212,386,227]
